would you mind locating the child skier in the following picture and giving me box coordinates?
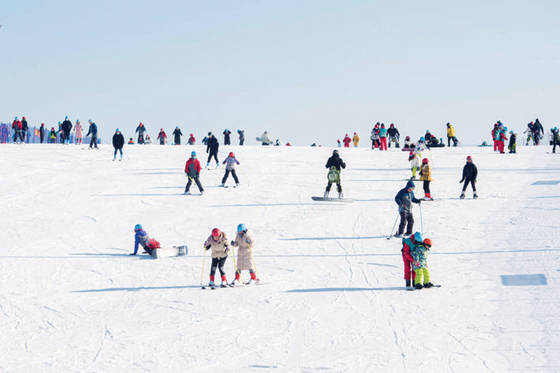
[204,228,230,288]
[75,120,83,145]
[459,155,478,199]
[394,180,422,237]
[419,158,433,200]
[408,151,421,179]
[130,224,160,256]
[412,237,434,289]
[184,151,204,195]
[324,150,346,199]
[206,133,220,168]
[401,232,424,289]
[230,224,258,285]
[188,133,196,145]
[370,124,380,149]
[508,131,517,154]
[221,152,240,187]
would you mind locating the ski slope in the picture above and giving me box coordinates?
[1,144,559,373]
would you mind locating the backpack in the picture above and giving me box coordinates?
[327,167,340,183]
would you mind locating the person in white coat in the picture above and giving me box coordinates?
[230,224,258,285]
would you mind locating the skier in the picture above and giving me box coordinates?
[157,128,167,145]
[221,152,240,187]
[459,155,478,199]
[204,228,230,288]
[21,116,28,143]
[412,237,434,289]
[387,123,400,148]
[508,131,517,154]
[130,224,160,256]
[343,134,352,148]
[498,125,508,154]
[49,127,56,143]
[408,151,421,179]
[492,123,500,151]
[533,118,544,145]
[401,232,423,289]
[188,133,196,145]
[74,120,83,145]
[135,122,146,144]
[39,123,45,144]
[394,180,421,237]
[419,158,432,200]
[551,127,560,153]
[446,123,458,147]
[206,133,220,168]
[352,132,360,147]
[323,150,346,199]
[86,120,98,149]
[184,151,204,194]
[172,127,182,145]
[12,117,22,143]
[379,123,388,151]
[231,224,258,285]
[524,122,535,145]
[112,128,125,161]
[370,123,380,149]
[62,116,72,144]
[223,129,231,145]
[237,129,245,145]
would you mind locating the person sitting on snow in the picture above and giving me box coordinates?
[130,224,160,256]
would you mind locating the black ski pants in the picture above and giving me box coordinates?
[326,181,342,193]
[398,210,414,236]
[447,136,457,147]
[207,150,218,164]
[462,178,476,192]
[222,169,239,184]
[90,136,98,149]
[138,134,144,144]
[553,141,559,153]
[185,175,204,193]
[239,138,244,146]
[114,148,123,158]
[210,257,227,276]
[423,180,431,195]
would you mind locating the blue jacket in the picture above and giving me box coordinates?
[395,181,420,213]
[87,123,98,137]
[133,230,149,255]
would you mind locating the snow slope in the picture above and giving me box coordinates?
[0,144,559,373]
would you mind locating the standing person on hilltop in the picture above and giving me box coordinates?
[237,129,245,145]
[387,123,400,148]
[184,151,204,195]
[223,129,232,145]
[508,131,517,154]
[446,123,458,147]
[112,128,125,161]
[533,118,544,145]
[12,117,22,143]
[497,123,508,154]
[62,116,72,144]
[135,122,146,144]
[49,127,56,143]
[74,120,83,145]
[206,133,220,168]
[551,127,560,153]
[172,127,183,145]
[86,120,98,149]
[394,180,421,237]
[21,116,29,143]
[39,123,46,144]
[324,150,346,199]
[492,123,499,151]
[370,123,380,149]
[188,133,196,145]
[459,155,478,199]
[157,128,167,145]
[352,132,360,147]
[343,134,351,148]
[379,123,388,151]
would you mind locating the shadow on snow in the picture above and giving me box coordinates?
[286,287,403,293]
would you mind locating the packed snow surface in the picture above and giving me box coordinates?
[1,144,559,373]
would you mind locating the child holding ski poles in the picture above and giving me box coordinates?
[204,228,230,288]
[230,224,258,285]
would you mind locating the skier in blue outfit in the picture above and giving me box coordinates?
[130,224,160,256]
[394,180,422,237]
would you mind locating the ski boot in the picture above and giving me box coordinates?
[323,191,329,199]
[338,192,344,199]
[414,283,423,289]
[220,283,228,288]
[473,192,478,199]
[405,279,413,290]
[206,162,210,169]
[208,281,216,289]
[424,282,434,288]
[394,233,402,238]
[220,183,225,187]
[460,192,465,199]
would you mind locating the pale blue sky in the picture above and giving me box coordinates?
[1,0,559,145]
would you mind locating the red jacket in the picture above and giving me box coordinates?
[402,241,414,262]
[12,120,22,130]
[185,158,202,176]
[157,131,167,139]
[343,136,351,146]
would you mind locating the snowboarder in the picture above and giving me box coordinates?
[135,122,146,144]
[352,132,360,147]
[204,228,230,288]
[551,127,560,153]
[221,152,240,187]
[408,151,421,179]
[112,128,124,161]
[412,237,434,289]
[231,224,258,285]
[130,224,160,256]
[184,151,204,194]
[173,127,183,145]
[324,150,346,199]
[188,133,196,145]
[379,123,388,151]
[394,180,421,237]
[21,116,28,143]
[446,123,458,147]
[86,120,98,149]
[157,128,167,145]
[343,134,351,148]
[62,116,72,144]
[387,123,400,148]
[39,123,45,144]
[508,131,517,154]
[459,155,478,199]
[419,158,432,200]
[401,232,423,289]
[237,129,245,146]
[74,120,83,145]
[223,129,231,145]
[206,133,220,168]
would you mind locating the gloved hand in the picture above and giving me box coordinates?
[231,240,235,246]
[205,245,211,250]
[459,179,464,183]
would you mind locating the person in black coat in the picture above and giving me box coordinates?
[237,129,245,145]
[324,150,346,198]
[223,129,231,145]
[172,127,183,145]
[387,123,400,148]
[206,133,220,168]
[39,123,45,143]
[21,116,29,143]
[394,180,421,237]
[62,116,72,144]
[112,129,125,160]
[86,120,98,149]
[460,155,478,199]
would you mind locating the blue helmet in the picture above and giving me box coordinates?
[14,116,18,120]
[237,223,247,232]
[413,232,423,243]
[420,137,425,142]
[116,128,120,132]
[555,127,558,131]
[65,116,68,120]
[191,151,196,157]
[134,224,142,231]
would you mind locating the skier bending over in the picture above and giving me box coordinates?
[460,155,478,199]
[231,224,258,285]
[387,123,400,148]
[130,224,160,256]
[206,133,220,168]
[394,180,421,237]
[204,228,230,288]
[221,152,240,187]
[184,151,204,195]
[412,236,434,289]
[324,150,346,199]
[401,232,423,289]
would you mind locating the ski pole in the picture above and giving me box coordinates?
[200,246,207,286]
[230,245,238,275]
[419,202,424,236]
[387,211,399,239]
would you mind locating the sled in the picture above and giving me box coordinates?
[311,196,353,203]
[151,245,188,259]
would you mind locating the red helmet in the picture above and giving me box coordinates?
[467,155,472,161]
[211,228,221,238]
[422,158,429,164]
[423,238,432,248]
[390,123,394,128]
[229,152,234,157]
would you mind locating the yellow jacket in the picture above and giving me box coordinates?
[447,125,455,137]
[353,134,360,145]
[420,164,432,181]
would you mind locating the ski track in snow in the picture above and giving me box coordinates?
[0,144,559,372]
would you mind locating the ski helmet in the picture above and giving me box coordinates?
[211,228,221,238]
[405,136,410,141]
[116,128,120,132]
[419,137,425,142]
[423,238,432,248]
[237,223,247,232]
[191,151,196,157]
[381,123,385,128]
[134,224,142,231]
[413,232,423,243]
[229,152,234,157]
[333,149,339,156]
[14,116,18,120]
[22,116,26,120]
[466,155,472,161]
[422,158,429,164]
